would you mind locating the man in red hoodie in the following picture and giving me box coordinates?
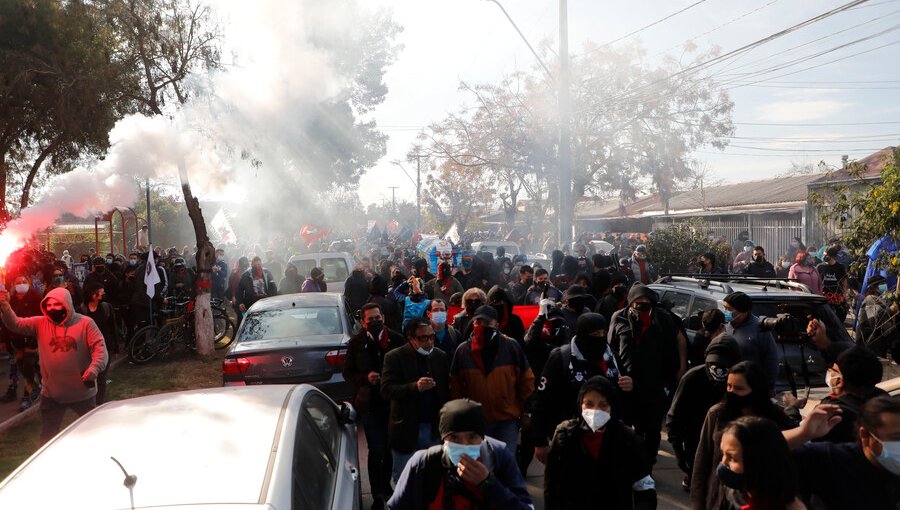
[0,287,108,443]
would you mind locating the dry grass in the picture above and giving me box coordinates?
[0,348,225,480]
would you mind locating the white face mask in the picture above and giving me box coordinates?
[826,371,842,393]
[582,408,611,432]
[14,284,29,295]
[415,346,433,356]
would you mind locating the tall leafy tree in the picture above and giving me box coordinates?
[0,0,136,222]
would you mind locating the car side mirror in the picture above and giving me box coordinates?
[338,402,358,425]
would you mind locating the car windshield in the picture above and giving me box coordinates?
[240,307,342,341]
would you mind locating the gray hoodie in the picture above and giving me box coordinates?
[2,287,108,403]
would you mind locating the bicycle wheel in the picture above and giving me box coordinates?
[156,323,186,359]
[213,307,236,350]
[129,325,161,364]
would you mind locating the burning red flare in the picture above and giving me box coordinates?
[0,232,24,268]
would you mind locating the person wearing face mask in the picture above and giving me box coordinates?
[506,264,533,305]
[487,285,526,345]
[452,287,487,338]
[532,313,633,466]
[783,396,900,509]
[427,299,460,359]
[80,282,121,405]
[0,287,107,444]
[83,256,120,301]
[715,416,805,510]
[237,256,277,313]
[723,291,779,394]
[544,375,657,510]
[387,398,532,510]
[559,285,591,335]
[854,274,899,355]
[345,303,405,509]
[449,305,535,455]
[788,252,822,295]
[698,252,726,276]
[596,274,629,319]
[628,245,653,285]
[301,266,326,293]
[1,275,43,410]
[425,261,463,303]
[211,247,228,301]
[667,336,741,490]
[523,268,563,305]
[743,246,776,278]
[814,345,887,444]
[691,361,795,510]
[610,283,688,468]
[381,317,451,485]
[61,249,73,269]
[731,241,756,274]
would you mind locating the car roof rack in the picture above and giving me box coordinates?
[655,274,812,294]
[655,275,734,294]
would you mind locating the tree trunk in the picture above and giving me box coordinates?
[178,159,215,356]
[0,156,8,225]
[20,137,62,210]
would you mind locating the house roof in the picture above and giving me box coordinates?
[638,173,824,215]
[810,146,896,185]
[576,194,662,219]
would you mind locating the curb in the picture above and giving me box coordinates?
[0,356,130,436]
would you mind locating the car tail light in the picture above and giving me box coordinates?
[325,350,346,367]
[223,357,251,375]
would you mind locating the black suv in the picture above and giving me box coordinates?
[649,276,853,391]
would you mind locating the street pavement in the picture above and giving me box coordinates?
[358,428,691,510]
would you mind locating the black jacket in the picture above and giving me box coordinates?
[743,261,776,278]
[343,327,405,415]
[609,306,681,394]
[665,365,725,473]
[236,268,276,310]
[81,302,121,355]
[343,270,370,315]
[545,418,656,510]
[532,341,624,447]
[380,343,450,453]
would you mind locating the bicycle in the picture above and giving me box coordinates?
[128,298,235,364]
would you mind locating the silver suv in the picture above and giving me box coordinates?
[649,276,852,391]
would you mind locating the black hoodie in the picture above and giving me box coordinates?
[486,285,526,343]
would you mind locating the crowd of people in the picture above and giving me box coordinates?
[2,227,900,510]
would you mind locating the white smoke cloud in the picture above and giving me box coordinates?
[0,0,387,262]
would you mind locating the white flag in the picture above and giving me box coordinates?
[211,208,237,244]
[444,223,460,245]
[144,245,161,299]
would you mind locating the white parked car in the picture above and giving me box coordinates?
[0,385,361,510]
[288,252,356,294]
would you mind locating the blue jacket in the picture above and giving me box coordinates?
[387,436,533,510]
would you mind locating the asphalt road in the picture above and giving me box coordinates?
[358,428,691,510]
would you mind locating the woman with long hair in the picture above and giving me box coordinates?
[716,416,805,509]
[691,361,795,510]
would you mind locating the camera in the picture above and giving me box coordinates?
[759,313,809,344]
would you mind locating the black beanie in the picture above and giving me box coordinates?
[723,291,753,313]
[704,335,741,367]
[439,399,486,439]
[577,375,618,413]
[627,282,658,305]
[576,313,608,339]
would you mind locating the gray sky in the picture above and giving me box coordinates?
[359,0,900,208]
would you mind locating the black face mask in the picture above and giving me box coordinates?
[575,335,607,360]
[754,256,765,264]
[366,320,384,336]
[567,298,586,312]
[716,463,745,490]
[725,391,753,409]
[536,281,549,290]
[47,308,67,324]
[613,286,627,300]
[492,304,507,322]
[706,363,728,383]
[95,266,106,273]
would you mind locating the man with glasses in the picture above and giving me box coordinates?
[381,317,451,486]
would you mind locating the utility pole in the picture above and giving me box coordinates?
[415,154,422,232]
[388,186,399,216]
[558,0,573,248]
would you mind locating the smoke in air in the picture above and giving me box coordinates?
[0,0,371,266]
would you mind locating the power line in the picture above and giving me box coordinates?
[587,0,709,53]
[734,120,900,126]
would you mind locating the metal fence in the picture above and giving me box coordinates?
[651,211,804,265]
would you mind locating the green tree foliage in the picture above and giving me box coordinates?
[645,219,731,276]
[0,0,136,221]
[813,148,900,277]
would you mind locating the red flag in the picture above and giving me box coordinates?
[300,224,328,245]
